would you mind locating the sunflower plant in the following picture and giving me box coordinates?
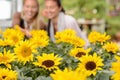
[0,26,120,80]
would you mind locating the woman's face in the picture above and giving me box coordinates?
[44,0,61,19]
[23,0,38,20]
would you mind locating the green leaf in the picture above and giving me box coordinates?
[95,70,114,80]
[35,76,52,80]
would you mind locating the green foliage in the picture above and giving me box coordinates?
[78,0,106,19]
[1,28,120,80]
[106,16,120,37]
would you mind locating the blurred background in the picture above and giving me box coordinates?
[0,0,120,41]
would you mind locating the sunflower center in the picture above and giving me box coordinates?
[2,76,6,79]
[1,57,9,62]
[21,47,32,57]
[12,36,19,43]
[42,60,54,68]
[76,52,86,57]
[108,47,114,51]
[85,61,96,70]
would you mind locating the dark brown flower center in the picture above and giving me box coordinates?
[85,61,96,70]
[42,60,55,68]
[2,76,6,79]
[76,52,86,57]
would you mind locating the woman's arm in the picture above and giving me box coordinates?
[39,20,47,30]
[12,12,32,38]
[12,12,21,27]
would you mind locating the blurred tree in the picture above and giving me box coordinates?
[78,0,106,19]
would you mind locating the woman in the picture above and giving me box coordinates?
[12,0,46,38]
[43,0,89,47]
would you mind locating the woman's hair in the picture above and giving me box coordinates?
[22,0,41,30]
[47,19,51,36]
[54,0,65,13]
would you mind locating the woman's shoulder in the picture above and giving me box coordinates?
[64,14,78,25]
[64,14,76,23]
[63,14,79,29]
[12,12,23,27]
[13,12,21,18]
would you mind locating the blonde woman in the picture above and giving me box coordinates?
[12,0,46,38]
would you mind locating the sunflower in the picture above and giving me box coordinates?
[111,72,120,80]
[111,60,120,80]
[55,29,85,47]
[55,29,76,40]
[88,31,101,43]
[103,42,119,54]
[110,55,120,80]
[8,33,24,45]
[3,26,24,39]
[33,53,62,70]
[3,28,14,39]
[30,37,49,48]
[3,27,24,45]
[30,30,49,39]
[97,33,111,45]
[0,68,17,80]
[111,56,120,73]
[115,56,120,61]
[69,47,91,59]
[111,61,120,73]
[50,68,87,80]
[70,36,85,47]
[14,25,21,31]
[77,53,104,76]
[55,29,76,43]
[0,39,13,46]
[58,34,75,43]
[14,40,36,64]
[0,49,16,69]
[30,30,49,48]
[88,31,111,45]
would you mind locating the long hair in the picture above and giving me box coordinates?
[22,0,40,30]
[54,0,65,13]
[46,0,65,36]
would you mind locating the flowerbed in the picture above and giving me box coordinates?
[0,25,120,80]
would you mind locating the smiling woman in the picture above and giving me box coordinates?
[12,0,46,38]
